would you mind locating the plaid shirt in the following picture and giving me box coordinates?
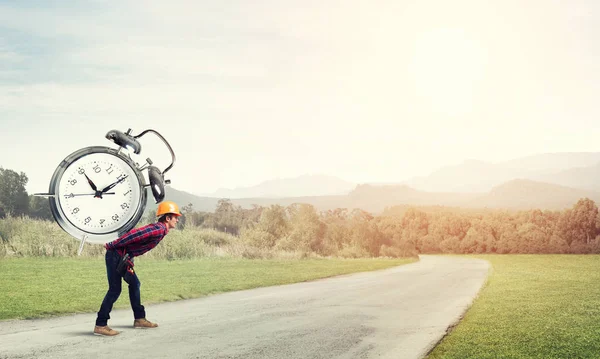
[105,222,168,258]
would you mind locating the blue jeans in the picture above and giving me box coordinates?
[95,250,145,326]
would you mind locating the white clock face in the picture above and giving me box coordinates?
[57,152,142,235]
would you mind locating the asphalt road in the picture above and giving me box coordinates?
[0,255,489,359]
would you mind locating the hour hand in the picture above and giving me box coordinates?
[84,174,98,191]
[101,175,128,193]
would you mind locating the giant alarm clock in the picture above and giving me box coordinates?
[38,128,175,252]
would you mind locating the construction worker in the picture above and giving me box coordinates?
[93,201,181,336]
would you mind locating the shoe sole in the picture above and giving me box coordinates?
[93,332,120,336]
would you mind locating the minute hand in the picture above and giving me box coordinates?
[101,175,128,193]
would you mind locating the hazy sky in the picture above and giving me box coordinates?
[1,0,598,196]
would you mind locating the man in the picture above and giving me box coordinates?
[93,201,181,336]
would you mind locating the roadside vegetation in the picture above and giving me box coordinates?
[3,166,600,258]
[2,196,600,259]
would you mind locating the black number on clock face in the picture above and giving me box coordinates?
[106,166,114,175]
[112,214,119,221]
[93,164,101,173]
[69,179,77,185]
[121,203,130,210]
[99,219,105,225]
[77,168,85,175]
[84,217,91,224]
[72,207,80,214]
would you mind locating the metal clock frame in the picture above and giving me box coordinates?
[48,146,148,246]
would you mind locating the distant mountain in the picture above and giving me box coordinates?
[406,152,600,193]
[345,184,478,212]
[146,187,220,213]
[468,179,600,210]
[344,180,600,211]
[405,159,523,192]
[153,178,598,215]
[148,152,600,214]
[499,152,600,171]
[528,162,600,192]
[204,174,356,198]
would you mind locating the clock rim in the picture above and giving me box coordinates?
[48,146,148,244]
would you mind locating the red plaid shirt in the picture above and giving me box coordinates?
[105,222,168,258]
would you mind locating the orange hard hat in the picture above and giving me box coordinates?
[156,201,182,217]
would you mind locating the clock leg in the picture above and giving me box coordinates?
[78,234,88,256]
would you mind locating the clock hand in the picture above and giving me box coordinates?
[65,192,116,198]
[83,173,106,198]
[83,173,98,191]
[100,175,129,193]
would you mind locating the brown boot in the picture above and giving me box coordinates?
[133,318,158,328]
[94,325,120,336]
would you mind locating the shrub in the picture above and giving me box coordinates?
[337,243,371,258]
[0,216,87,257]
[379,244,417,258]
[240,226,277,249]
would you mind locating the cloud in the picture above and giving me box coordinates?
[0,47,24,62]
[0,1,343,109]
[2,0,600,194]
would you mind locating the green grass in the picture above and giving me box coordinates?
[428,255,600,359]
[0,256,416,320]
[6,254,598,358]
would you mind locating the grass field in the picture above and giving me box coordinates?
[3,254,599,358]
[0,256,416,320]
[427,255,600,359]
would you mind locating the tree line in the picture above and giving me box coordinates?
[2,167,600,257]
[176,197,600,256]
[0,168,51,220]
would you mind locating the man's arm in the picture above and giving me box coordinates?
[106,224,157,250]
